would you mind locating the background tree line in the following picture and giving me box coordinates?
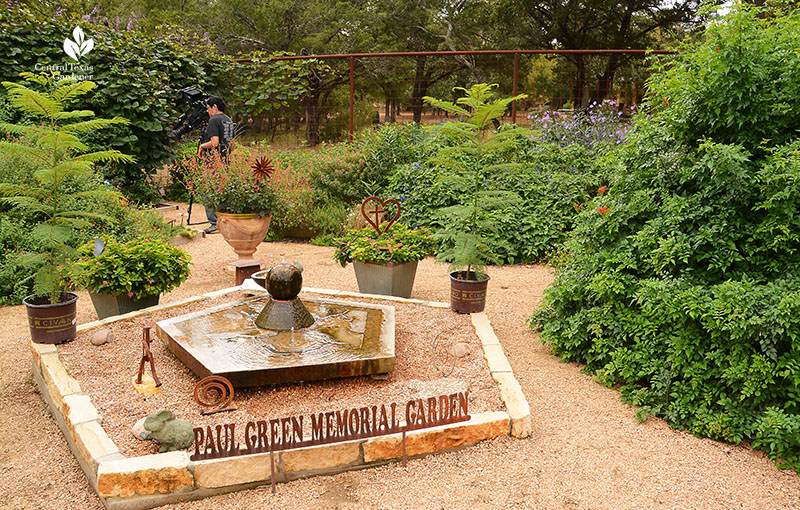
[2,0,716,200]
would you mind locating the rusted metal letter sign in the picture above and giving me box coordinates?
[190,391,470,461]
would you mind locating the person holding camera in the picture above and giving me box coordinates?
[198,96,235,234]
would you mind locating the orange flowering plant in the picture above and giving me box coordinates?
[181,144,278,216]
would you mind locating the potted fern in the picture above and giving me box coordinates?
[0,74,133,343]
[423,83,528,313]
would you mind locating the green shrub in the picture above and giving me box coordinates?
[268,151,349,239]
[307,123,427,204]
[65,237,191,299]
[332,223,436,266]
[531,5,800,472]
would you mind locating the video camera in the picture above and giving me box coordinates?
[172,86,209,139]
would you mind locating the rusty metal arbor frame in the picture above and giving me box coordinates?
[231,49,676,140]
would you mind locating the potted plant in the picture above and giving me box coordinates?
[64,237,192,319]
[0,74,133,343]
[423,83,528,313]
[183,146,278,259]
[333,218,436,298]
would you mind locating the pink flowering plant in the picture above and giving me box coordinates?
[332,222,436,267]
[65,237,191,300]
[181,144,278,216]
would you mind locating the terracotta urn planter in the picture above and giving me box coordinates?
[217,212,272,259]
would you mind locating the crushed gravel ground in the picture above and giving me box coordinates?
[59,293,502,458]
[1,203,799,510]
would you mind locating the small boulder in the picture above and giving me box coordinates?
[90,329,113,346]
[132,417,148,441]
[449,342,472,358]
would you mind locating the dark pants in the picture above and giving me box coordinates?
[205,206,217,227]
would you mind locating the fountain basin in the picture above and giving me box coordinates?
[155,296,394,387]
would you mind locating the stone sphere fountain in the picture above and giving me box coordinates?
[155,263,395,388]
[254,263,314,331]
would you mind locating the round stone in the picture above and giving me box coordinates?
[267,263,303,300]
[91,329,113,346]
[131,416,149,440]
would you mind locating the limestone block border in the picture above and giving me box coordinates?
[31,286,528,510]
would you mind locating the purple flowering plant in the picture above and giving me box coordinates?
[527,100,632,152]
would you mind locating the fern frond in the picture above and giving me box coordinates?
[59,210,113,223]
[53,159,94,178]
[0,122,32,135]
[454,83,497,111]
[472,94,527,130]
[428,122,477,139]
[53,110,95,121]
[52,80,95,103]
[0,183,47,199]
[32,223,72,244]
[74,149,136,164]
[0,140,49,161]
[1,82,60,118]
[0,195,50,216]
[422,96,470,118]
[61,116,128,132]
[37,131,88,153]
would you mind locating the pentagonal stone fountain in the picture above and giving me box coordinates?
[155,264,394,388]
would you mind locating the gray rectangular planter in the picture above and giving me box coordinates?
[89,292,160,319]
[352,260,418,298]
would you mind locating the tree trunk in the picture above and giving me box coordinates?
[594,54,620,104]
[302,94,321,147]
[410,55,429,124]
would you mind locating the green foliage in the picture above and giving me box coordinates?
[387,125,604,265]
[531,5,800,473]
[64,236,191,299]
[0,75,133,303]
[647,4,800,154]
[332,223,436,267]
[0,7,224,202]
[422,83,528,278]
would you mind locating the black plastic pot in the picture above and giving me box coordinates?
[23,292,79,344]
[449,271,490,314]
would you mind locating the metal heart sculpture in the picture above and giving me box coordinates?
[361,196,401,234]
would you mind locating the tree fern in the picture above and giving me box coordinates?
[423,83,530,279]
[0,74,134,303]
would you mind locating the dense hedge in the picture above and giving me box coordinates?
[0,7,224,201]
[532,5,800,471]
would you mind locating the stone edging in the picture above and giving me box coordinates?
[30,286,529,510]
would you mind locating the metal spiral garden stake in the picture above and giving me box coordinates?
[193,375,237,415]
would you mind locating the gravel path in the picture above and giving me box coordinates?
[1,203,799,510]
